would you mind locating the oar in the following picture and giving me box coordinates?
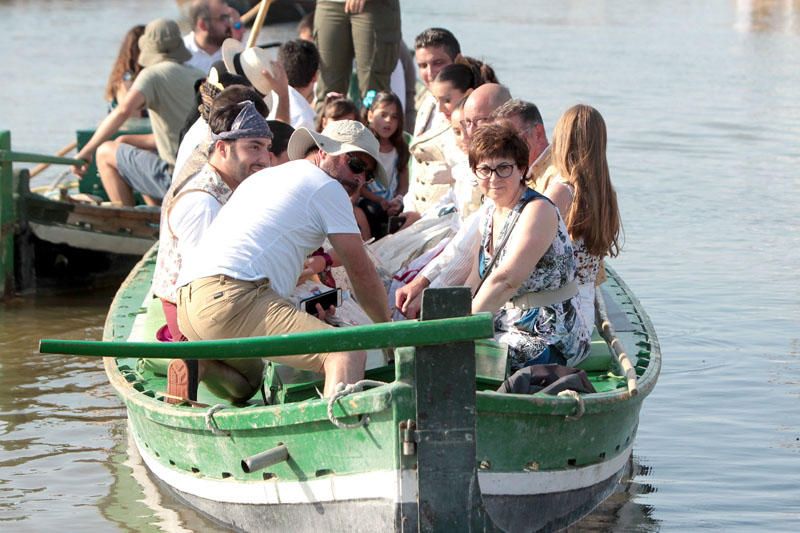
[39,313,494,359]
[29,141,77,178]
[241,2,262,24]
[246,0,275,49]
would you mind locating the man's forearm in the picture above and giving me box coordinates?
[350,269,390,323]
[78,108,129,158]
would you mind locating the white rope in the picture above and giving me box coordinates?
[326,379,387,429]
[557,389,585,421]
[205,404,230,436]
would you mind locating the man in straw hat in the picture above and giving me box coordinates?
[73,18,204,207]
[175,120,390,401]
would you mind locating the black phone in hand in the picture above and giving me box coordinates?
[299,288,341,314]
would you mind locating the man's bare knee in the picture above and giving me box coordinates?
[96,141,119,168]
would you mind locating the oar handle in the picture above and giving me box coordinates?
[0,149,83,167]
[30,141,78,178]
[246,0,274,49]
[39,313,494,359]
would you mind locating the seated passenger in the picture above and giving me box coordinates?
[152,95,273,405]
[316,93,359,132]
[357,90,409,239]
[104,24,146,117]
[398,124,591,370]
[536,104,622,327]
[73,19,204,206]
[175,120,390,400]
[153,87,271,343]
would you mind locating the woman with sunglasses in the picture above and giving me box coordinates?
[434,124,591,370]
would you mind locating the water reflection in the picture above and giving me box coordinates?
[734,0,800,33]
[568,454,660,532]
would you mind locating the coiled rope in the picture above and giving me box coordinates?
[327,380,387,429]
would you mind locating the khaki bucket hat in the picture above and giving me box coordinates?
[138,18,192,68]
[287,120,388,188]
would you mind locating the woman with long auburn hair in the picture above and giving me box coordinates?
[538,104,622,327]
[104,24,147,117]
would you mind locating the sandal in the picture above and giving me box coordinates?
[166,359,199,404]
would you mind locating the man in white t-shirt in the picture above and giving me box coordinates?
[183,0,233,74]
[176,120,390,400]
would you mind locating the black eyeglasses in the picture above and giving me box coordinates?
[475,162,516,180]
[347,155,374,183]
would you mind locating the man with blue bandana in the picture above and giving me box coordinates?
[150,92,273,404]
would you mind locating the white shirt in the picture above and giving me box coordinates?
[173,117,211,182]
[183,32,221,75]
[267,86,316,130]
[421,206,487,287]
[178,160,360,297]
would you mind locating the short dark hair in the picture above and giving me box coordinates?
[208,85,268,135]
[468,123,529,172]
[414,28,460,59]
[490,99,544,129]
[279,39,320,88]
[266,120,294,156]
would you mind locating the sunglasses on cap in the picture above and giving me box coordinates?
[346,154,375,183]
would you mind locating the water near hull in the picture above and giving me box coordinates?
[1,0,799,530]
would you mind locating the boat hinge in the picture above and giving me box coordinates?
[399,419,417,456]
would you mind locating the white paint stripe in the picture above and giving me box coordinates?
[133,427,630,505]
[30,222,153,255]
[478,444,632,495]
[134,429,413,505]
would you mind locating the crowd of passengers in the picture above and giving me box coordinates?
[72,1,622,404]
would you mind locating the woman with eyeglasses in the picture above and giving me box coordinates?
[453,124,591,370]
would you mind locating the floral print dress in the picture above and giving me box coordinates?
[478,188,591,370]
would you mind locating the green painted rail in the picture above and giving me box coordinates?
[0,149,84,167]
[39,313,494,359]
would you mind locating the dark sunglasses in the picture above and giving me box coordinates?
[346,155,374,183]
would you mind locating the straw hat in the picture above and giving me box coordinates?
[287,120,388,188]
[138,18,191,68]
[221,38,276,97]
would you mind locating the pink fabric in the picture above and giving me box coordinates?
[160,299,187,342]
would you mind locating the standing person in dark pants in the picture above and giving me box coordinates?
[313,0,401,111]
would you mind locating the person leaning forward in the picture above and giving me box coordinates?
[72,19,204,206]
[175,120,391,401]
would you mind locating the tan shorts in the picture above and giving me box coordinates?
[177,275,331,373]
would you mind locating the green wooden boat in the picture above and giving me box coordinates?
[41,245,660,532]
[0,127,159,296]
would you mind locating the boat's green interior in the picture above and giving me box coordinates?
[120,293,628,409]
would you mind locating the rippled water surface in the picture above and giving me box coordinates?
[1,0,799,530]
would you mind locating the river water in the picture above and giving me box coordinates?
[1,0,799,530]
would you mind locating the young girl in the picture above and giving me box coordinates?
[105,25,146,117]
[359,90,409,238]
[538,104,622,327]
[316,93,359,132]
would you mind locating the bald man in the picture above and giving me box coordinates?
[461,83,512,145]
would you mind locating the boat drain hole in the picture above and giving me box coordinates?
[191,467,200,473]
[598,452,606,459]
[615,444,620,451]
[168,459,176,466]
[221,472,232,479]
[315,469,334,477]
[567,458,577,466]
[263,472,276,480]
